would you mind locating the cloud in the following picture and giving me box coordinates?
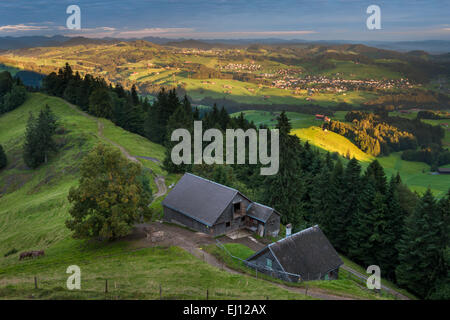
[222,30,317,36]
[115,27,194,37]
[65,27,194,38]
[0,24,48,32]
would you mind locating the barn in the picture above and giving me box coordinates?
[437,167,450,174]
[245,225,343,282]
[162,173,280,237]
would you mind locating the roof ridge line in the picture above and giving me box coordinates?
[271,225,319,246]
[252,202,274,210]
[185,172,238,192]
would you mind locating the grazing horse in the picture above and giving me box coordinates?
[19,250,45,260]
[19,251,32,260]
[32,250,45,258]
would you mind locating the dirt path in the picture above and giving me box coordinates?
[97,122,139,163]
[64,100,167,203]
[135,155,161,163]
[65,101,139,163]
[151,175,167,203]
[130,223,359,300]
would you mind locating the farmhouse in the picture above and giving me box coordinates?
[437,167,450,174]
[245,225,343,282]
[315,114,324,120]
[162,173,280,237]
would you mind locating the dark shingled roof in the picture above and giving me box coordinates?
[162,173,238,227]
[246,202,279,222]
[248,225,343,279]
[437,167,450,174]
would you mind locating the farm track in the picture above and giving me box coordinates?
[64,100,168,203]
[132,223,360,300]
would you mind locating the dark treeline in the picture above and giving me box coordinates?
[0,71,27,115]
[41,63,255,147]
[196,96,335,116]
[178,112,449,299]
[42,63,149,137]
[374,110,450,167]
[366,89,450,109]
[145,89,257,175]
[417,110,450,120]
[0,144,6,169]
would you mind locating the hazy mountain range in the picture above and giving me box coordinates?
[1,35,450,54]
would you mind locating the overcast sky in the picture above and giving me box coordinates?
[0,0,449,41]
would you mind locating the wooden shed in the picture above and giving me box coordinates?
[245,225,343,282]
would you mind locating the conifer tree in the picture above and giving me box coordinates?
[89,88,112,118]
[319,160,348,251]
[131,84,139,105]
[23,112,40,168]
[0,144,7,169]
[262,112,304,229]
[23,106,57,168]
[163,104,193,173]
[348,176,378,265]
[396,189,447,298]
[379,175,406,280]
[364,159,387,195]
[310,164,332,226]
[337,157,362,254]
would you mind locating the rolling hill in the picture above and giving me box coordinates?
[1,40,448,109]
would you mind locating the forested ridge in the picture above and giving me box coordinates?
[323,110,450,168]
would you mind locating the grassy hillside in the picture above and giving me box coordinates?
[0,93,166,256]
[292,126,374,162]
[0,93,316,300]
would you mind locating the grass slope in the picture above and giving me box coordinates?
[292,126,374,162]
[0,93,311,300]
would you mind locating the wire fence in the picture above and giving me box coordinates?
[215,239,306,283]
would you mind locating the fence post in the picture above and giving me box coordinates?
[34,276,38,289]
[206,289,209,300]
[105,279,108,294]
[159,284,162,300]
